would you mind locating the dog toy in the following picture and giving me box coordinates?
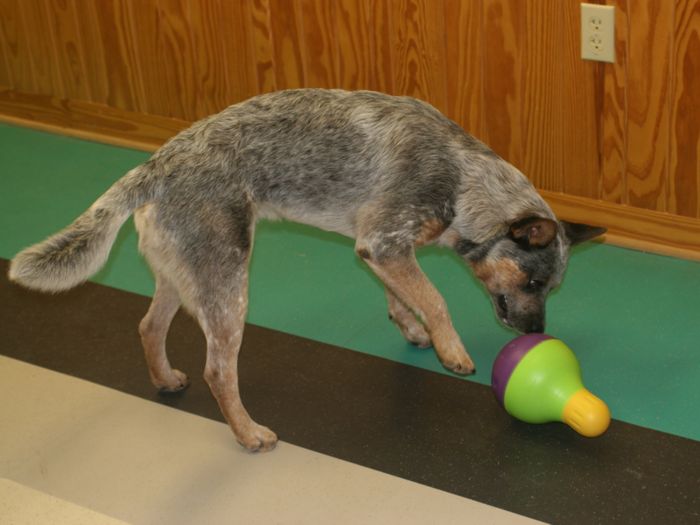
[491,334,610,437]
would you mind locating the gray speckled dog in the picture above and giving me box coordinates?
[9,89,606,452]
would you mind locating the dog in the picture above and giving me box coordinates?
[9,89,606,452]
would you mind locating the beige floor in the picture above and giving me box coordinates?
[0,356,544,524]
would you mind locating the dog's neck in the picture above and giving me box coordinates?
[440,157,555,250]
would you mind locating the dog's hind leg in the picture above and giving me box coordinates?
[169,192,277,452]
[139,276,189,393]
[135,203,189,393]
[197,276,278,453]
[385,286,432,349]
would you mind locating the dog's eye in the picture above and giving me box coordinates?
[527,280,545,291]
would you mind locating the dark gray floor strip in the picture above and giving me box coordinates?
[2,258,699,524]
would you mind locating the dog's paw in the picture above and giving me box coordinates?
[238,424,278,453]
[443,355,476,376]
[401,324,433,348]
[438,346,476,375]
[156,369,190,393]
[390,314,433,349]
[406,327,433,349]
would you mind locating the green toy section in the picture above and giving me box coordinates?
[497,336,611,437]
[1,122,699,442]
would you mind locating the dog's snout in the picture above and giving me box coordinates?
[528,320,545,334]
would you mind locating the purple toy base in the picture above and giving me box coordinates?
[491,333,554,407]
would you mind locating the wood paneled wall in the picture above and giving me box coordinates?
[1,0,700,258]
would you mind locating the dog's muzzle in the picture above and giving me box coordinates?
[495,294,545,334]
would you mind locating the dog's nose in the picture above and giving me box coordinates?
[523,317,545,334]
[530,321,545,334]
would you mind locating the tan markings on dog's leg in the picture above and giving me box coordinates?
[385,286,432,349]
[413,218,447,248]
[366,254,475,375]
[139,277,189,392]
[200,283,277,453]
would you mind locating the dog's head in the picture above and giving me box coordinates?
[459,218,606,334]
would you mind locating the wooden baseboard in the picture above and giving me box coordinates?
[0,87,186,152]
[541,191,700,263]
[2,87,700,263]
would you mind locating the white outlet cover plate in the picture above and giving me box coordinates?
[581,4,615,63]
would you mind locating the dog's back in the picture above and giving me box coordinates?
[154,89,505,238]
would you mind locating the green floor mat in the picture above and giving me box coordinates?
[1,122,699,441]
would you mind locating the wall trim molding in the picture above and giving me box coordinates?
[541,191,700,263]
[2,87,699,263]
[0,88,187,153]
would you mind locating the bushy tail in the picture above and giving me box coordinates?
[8,163,161,292]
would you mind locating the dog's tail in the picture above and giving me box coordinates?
[8,162,162,293]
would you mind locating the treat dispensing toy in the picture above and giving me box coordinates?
[491,334,610,437]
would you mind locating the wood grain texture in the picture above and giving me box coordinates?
[129,0,171,118]
[444,0,484,140]
[301,0,339,89]
[391,0,447,114]
[560,0,602,200]
[335,0,372,91]
[626,0,671,212]
[0,0,35,91]
[0,12,10,87]
[158,0,201,121]
[368,0,394,94]
[73,0,107,104]
[45,0,90,101]
[482,0,521,167]
[669,0,700,219]
[249,0,277,94]
[218,0,259,104]
[520,0,561,191]
[268,0,305,90]
[90,0,144,113]
[189,0,230,117]
[601,0,628,205]
[20,1,63,97]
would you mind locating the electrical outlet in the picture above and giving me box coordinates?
[581,4,615,63]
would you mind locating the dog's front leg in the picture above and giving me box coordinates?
[385,286,433,349]
[358,249,475,375]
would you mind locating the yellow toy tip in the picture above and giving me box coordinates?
[562,389,611,437]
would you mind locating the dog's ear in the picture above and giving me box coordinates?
[560,220,607,246]
[509,217,558,248]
